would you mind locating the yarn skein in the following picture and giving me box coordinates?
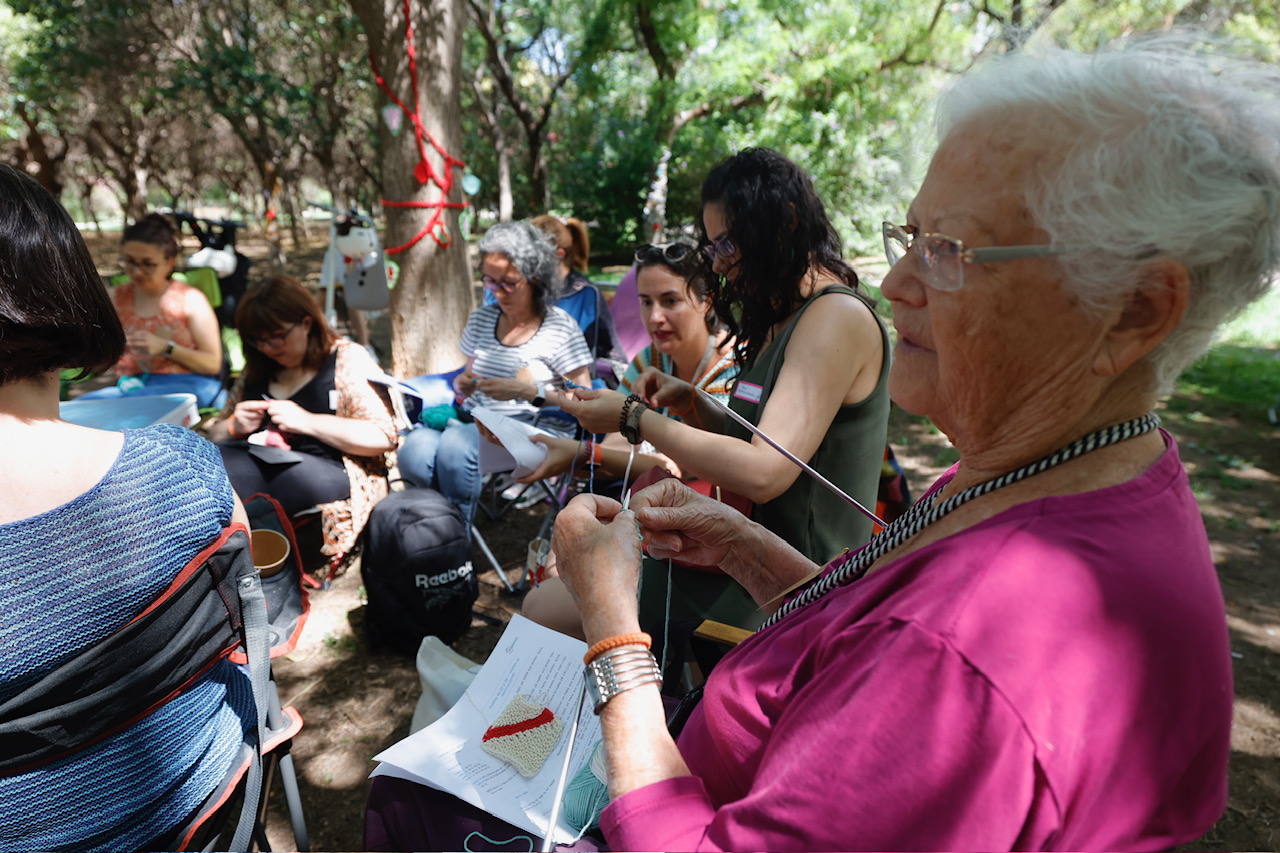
[562,741,610,833]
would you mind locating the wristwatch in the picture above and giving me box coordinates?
[530,382,546,408]
[163,340,176,357]
[584,647,662,714]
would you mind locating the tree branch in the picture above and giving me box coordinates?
[635,0,675,81]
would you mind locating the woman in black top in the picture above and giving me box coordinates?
[211,276,396,517]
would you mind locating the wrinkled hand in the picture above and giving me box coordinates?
[476,376,535,401]
[265,399,315,435]
[635,367,694,415]
[453,368,479,398]
[229,400,269,437]
[558,387,627,434]
[515,434,577,483]
[630,478,752,568]
[127,329,169,357]
[552,493,643,642]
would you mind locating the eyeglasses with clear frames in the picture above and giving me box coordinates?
[481,275,521,294]
[882,221,1068,292]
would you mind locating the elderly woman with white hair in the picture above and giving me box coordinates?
[539,34,1280,851]
[397,221,592,526]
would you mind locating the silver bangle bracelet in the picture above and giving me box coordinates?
[584,648,662,714]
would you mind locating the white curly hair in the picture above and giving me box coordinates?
[936,31,1280,392]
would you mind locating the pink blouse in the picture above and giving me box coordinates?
[111,280,202,375]
[602,433,1232,851]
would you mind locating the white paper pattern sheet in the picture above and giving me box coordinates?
[371,615,600,844]
[472,406,552,478]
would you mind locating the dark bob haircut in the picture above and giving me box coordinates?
[699,147,859,368]
[0,164,126,385]
[235,275,338,390]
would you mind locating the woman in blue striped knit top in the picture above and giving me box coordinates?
[0,164,254,851]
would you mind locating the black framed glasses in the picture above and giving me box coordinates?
[249,322,300,350]
[120,255,163,273]
[634,242,697,264]
[882,221,1067,292]
[701,233,737,261]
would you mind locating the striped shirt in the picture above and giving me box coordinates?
[460,304,592,419]
[619,340,739,423]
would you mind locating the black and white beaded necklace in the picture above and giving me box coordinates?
[758,412,1162,631]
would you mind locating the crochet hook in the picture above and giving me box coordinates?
[542,684,588,852]
[695,387,886,528]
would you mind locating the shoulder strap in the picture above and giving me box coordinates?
[756,284,859,411]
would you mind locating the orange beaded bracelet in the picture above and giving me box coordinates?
[583,632,652,665]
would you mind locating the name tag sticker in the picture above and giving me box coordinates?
[732,381,763,404]
[329,389,339,411]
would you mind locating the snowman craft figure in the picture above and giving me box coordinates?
[318,208,391,322]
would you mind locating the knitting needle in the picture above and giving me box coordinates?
[620,442,638,510]
[695,387,886,528]
[542,684,588,852]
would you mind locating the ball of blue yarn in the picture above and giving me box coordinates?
[563,754,610,832]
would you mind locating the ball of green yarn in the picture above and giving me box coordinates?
[419,403,458,431]
[563,743,610,833]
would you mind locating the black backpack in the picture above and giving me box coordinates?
[361,487,476,654]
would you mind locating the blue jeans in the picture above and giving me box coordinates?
[80,373,227,410]
[398,421,481,527]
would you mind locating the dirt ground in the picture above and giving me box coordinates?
[81,227,1279,850]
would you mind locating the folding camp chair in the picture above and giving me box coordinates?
[0,499,311,853]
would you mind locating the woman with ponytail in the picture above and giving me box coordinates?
[533,214,624,374]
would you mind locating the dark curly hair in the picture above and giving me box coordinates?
[699,148,859,367]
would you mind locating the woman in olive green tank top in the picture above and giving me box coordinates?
[563,148,890,564]
[551,148,890,667]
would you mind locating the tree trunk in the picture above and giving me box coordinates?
[351,0,473,376]
[642,144,672,241]
[527,134,549,214]
[496,141,514,222]
[78,180,103,234]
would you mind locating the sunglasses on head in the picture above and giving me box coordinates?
[634,242,697,264]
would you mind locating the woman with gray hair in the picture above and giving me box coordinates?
[536,33,1280,851]
[398,221,593,526]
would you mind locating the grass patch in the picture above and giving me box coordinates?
[1176,344,1280,410]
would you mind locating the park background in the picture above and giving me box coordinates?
[4,0,1279,848]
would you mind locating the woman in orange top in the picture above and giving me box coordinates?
[80,214,224,407]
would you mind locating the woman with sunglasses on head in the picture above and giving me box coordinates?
[396,220,593,528]
[558,149,889,645]
[210,276,398,572]
[79,213,225,408]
